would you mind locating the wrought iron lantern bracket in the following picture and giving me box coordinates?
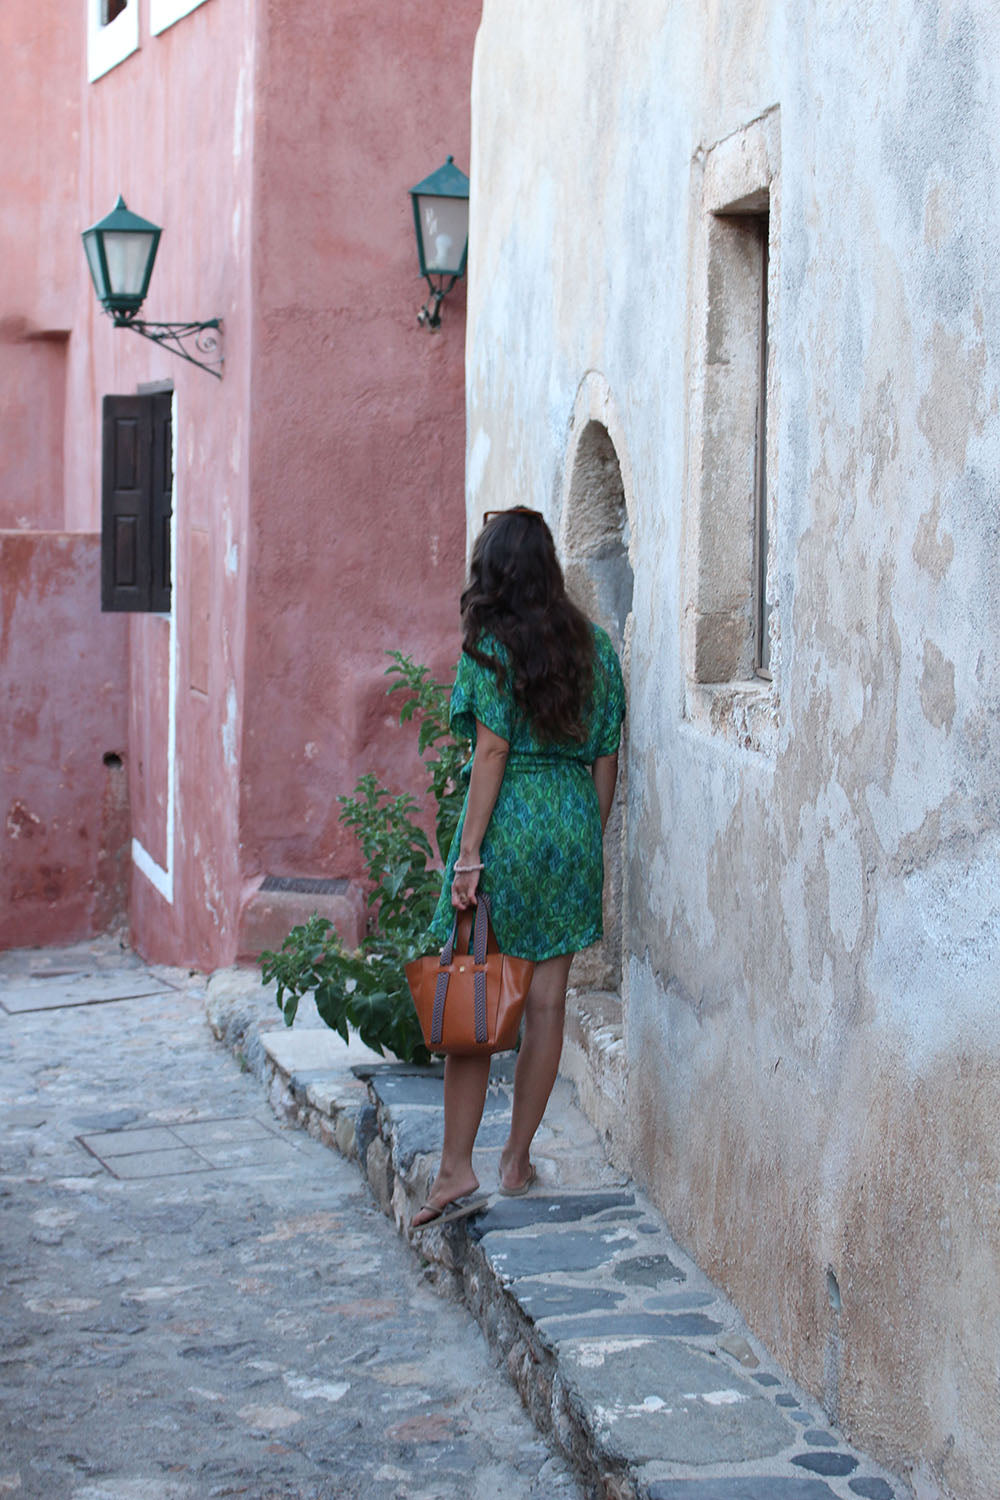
[417,274,460,330]
[108,309,224,378]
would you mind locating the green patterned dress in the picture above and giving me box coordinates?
[429,624,626,961]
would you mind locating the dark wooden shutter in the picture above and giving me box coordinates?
[150,392,172,613]
[101,393,172,613]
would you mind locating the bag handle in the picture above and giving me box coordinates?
[430,896,493,1047]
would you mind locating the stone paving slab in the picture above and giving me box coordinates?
[76,1115,293,1180]
[202,967,911,1500]
[99,1146,216,1178]
[1,973,178,1013]
[645,1483,841,1499]
[82,1125,185,1155]
[169,1116,277,1145]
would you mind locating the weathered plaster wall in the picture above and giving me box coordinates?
[0,535,129,945]
[0,1,79,338]
[5,0,477,966]
[66,0,257,968]
[468,3,1000,1494]
[0,0,78,531]
[0,4,130,944]
[238,0,478,900]
[0,336,68,531]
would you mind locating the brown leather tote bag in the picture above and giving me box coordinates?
[406,897,534,1056]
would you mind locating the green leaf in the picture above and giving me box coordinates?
[314,982,351,1046]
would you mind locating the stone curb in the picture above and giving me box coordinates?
[205,969,909,1500]
[204,969,378,1162]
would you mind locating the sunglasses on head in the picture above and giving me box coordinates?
[481,506,544,526]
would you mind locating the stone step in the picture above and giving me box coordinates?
[205,972,909,1500]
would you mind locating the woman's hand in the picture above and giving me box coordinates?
[592,752,619,832]
[451,864,481,910]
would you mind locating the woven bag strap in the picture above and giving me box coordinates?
[472,898,490,1044]
[439,916,458,967]
[430,915,458,1047]
[430,900,494,1048]
[472,895,491,964]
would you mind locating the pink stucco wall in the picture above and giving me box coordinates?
[0,336,68,531]
[0,2,79,338]
[66,0,256,968]
[0,5,128,946]
[4,0,478,968]
[238,0,477,902]
[0,534,129,946]
[0,0,78,530]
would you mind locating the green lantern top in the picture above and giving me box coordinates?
[409,157,470,280]
[82,195,162,319]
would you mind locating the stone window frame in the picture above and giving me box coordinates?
[682,107,780,755]
[87,0,139,81]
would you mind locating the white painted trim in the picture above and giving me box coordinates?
[150,0,211,36]
[132,835,172,900]
[132,391,178,904]
[87,0,139,82]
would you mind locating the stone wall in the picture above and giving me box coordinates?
[466,3,1000,1494]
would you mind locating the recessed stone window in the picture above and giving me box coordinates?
[683,109,779,751]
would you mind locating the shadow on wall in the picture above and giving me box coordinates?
[0,533,130,948]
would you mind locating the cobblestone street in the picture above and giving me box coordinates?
[0,946,581,1500]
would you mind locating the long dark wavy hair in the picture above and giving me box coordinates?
[461,508,595,743]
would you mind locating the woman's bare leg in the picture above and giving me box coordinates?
[499,953,574,1192]
[411,1052,492,1225]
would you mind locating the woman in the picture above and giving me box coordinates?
[412,506,626,1228]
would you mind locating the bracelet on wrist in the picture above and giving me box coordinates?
[453,862,484,873]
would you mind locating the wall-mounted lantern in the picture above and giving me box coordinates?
[82,196,223,378]
[409,157,470,329]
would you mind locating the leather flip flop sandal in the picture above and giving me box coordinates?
[411,1193,490,1230]
[498,1164,537,1198]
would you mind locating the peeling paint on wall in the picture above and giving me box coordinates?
[222,682,238,770]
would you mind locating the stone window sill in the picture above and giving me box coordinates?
[683,678,778,755]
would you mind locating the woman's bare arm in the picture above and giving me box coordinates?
[451,720,509,909]
[591,753,619,832]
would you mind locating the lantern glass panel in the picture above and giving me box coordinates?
[83,234,108,300]
[103,230,156,298]
[417,194,469,276]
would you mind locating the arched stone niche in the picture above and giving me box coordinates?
[558,374,635,994]
[562,422,634,644]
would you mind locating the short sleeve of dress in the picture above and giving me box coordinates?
[449,646,515,743]
[594,631,626,757]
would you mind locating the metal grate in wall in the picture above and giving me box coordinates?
[259,876,351,895]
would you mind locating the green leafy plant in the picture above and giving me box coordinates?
[260,652,468,1065]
